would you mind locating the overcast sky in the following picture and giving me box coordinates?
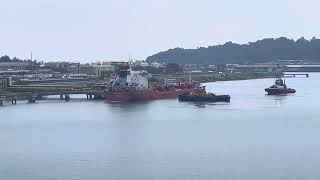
[0,0,319,62]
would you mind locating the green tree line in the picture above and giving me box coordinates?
[146,37,320,65]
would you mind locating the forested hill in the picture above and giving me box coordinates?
[146,37,320,64]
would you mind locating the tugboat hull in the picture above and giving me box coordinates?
[179,94,231,102]
[265,88,296,95]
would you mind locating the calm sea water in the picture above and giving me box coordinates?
[1,73,320,180]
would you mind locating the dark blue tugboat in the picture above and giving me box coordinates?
[265,78,296,95]
[178,86,231,102]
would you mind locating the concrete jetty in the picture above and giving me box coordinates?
[0,82,106,106]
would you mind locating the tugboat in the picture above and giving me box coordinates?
[178,86,231,102]
[265,78,296,95]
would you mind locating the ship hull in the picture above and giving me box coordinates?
[179,94,231,102]
[105,89,194,102]
[265,88,296,95]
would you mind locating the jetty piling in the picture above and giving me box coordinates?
[28,97,36,103]
[11,99,17,105]
[65,94,70,102]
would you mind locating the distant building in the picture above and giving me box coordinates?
[80,64,95,75]
[134,60,149,67]
[80,64,115,76]
[44,61,80,73]
[216,64,227,72]
[0,77,12,88]
[234,63,282,73]
[94,65,115,77]
[0,62,31,71]
[182,64,201,72]
[225,64,239,72]
[67,62,80,74]
[208,65,217,69]
[44,61,69,69]
[150,62,163,68]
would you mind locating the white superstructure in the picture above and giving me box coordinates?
[127,70,150,88]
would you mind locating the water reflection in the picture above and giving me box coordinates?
[191,102,207,108]
[180,101,230,108]
[263,94,289,108]
[105,100,153,112]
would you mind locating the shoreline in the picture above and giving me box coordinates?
[0,72,279,100]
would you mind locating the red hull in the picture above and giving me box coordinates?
[105,88,193,101]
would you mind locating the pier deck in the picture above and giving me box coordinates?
[283,73,309,78]
[0,83,106,105]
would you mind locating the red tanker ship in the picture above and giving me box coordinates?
[104,66,195,101]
